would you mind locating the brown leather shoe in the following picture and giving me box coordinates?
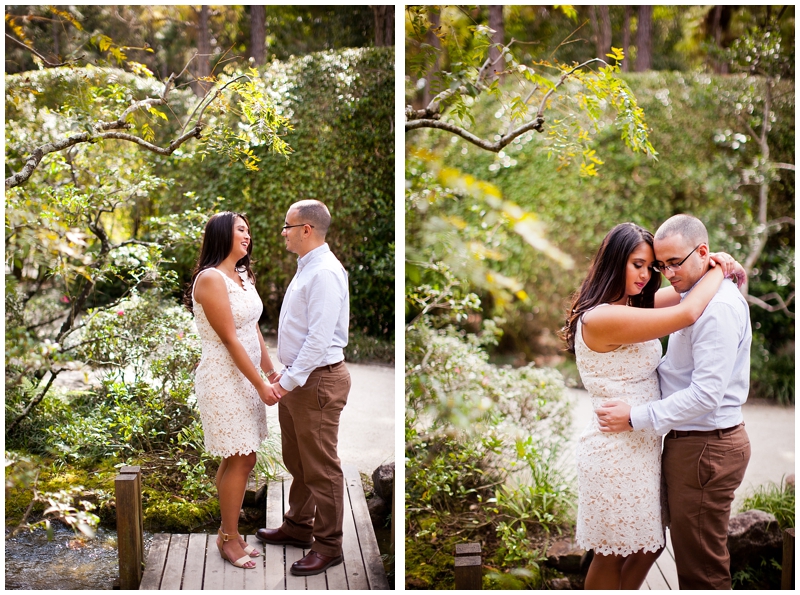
[290,551,343,576]
[255,527,313,549]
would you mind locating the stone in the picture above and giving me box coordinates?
[367,495,388,526]
[372,463,395,501]
[546,537,587,574]
[786,474,795,489]
[727,509,783,574]
[548,577,572,589]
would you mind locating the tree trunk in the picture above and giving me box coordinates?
[422,8,442,108]
[373,6,394,47]
[193,5,211,97]
[635,5,653,72]
[622,6,631,72]
[708,5,730,74]
[488,5,505,82]
[590,6,612,61]
[249,5,266,66]
[52,15,60,63]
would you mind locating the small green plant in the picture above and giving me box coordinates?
[739,477,795,530]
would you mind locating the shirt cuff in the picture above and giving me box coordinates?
[630,404,653,431]
[279,373,298,392]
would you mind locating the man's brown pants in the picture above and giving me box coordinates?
[278,362,350,557]
[662,424,750,589]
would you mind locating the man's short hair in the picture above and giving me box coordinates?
[291,200,331,236]
[655,214,708,246]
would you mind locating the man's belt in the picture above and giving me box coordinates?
[666,422,744,439]
[313,360,345,373]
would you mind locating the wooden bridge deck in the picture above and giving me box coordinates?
[140,465,389,590]
[641,528,679,590]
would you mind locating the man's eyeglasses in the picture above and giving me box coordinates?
[282,223,315,230]
[653,244,701,273]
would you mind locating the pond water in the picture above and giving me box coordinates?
[4,524,152,590]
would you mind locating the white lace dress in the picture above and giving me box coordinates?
[575,306,665,556]
[192,267,268,458]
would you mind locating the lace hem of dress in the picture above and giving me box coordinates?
[576,538,665,558]
[205,439,263,459]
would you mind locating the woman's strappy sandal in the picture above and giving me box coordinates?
[217,529,256,569]
[241,539,260,557]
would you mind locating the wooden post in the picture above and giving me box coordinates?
[455,542,482,590]
[116,466,144,589]
[782,528,795,590]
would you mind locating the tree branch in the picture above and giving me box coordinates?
[774,162,795,171]
[6,125,203,190]
[5,33,80,68]
[406,116,545,152]
[7,371,60,435]
[746,292,795,318]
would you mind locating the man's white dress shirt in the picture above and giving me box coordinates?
[277,243,349,392]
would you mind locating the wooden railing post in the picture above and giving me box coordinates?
[455,542,482,590]
[116,466,144,589]
[782,528,795,590]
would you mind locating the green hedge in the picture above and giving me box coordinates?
[162,47,395,339]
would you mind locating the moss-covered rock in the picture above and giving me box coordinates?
[142,489,219,533]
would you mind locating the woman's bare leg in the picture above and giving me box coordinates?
[584,552,626,590]
[620,548,663,590]
[216,452,257,566]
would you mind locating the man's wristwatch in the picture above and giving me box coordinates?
[628,416,633,428]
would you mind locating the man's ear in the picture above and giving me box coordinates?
[696,243,710,258]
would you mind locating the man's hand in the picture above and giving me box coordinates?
[595,400,633,433]
[271,382,289,400]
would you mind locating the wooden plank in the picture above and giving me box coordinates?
[660,530,679,589]
[283,481,307,590]
[159,533,188,590]
[182,533,208,590]
[264,480,287,590]
[454,555,482,590]
[117,474,143,589]
[325,556,349,590]
[223,548,246,591]
[305,565,328,590]
[344,465,389,590]
[644,560,670,590]
[244,534,267,590]
[342,473,369,590]
[140,533,170,590]
[285,546,307,590]
[782,528,795,590]
[203,530,226,590]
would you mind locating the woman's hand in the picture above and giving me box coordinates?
[257,382,280,406]
[709,252,747,288]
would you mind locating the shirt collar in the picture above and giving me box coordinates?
[297,243,330,270]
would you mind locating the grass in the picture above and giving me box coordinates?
[738,477,795,530]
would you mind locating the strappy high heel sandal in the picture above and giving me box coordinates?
[217,529,256,569]
[241,538,260,557]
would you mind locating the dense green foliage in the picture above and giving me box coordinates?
[406,161,575,588]
[162,47,395,338]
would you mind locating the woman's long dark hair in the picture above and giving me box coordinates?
[183,211,256,313]
[561,222,661,353]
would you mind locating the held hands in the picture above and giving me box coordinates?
[709,252,747,288]
[595,400,633,433]
[257,382,281,406]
